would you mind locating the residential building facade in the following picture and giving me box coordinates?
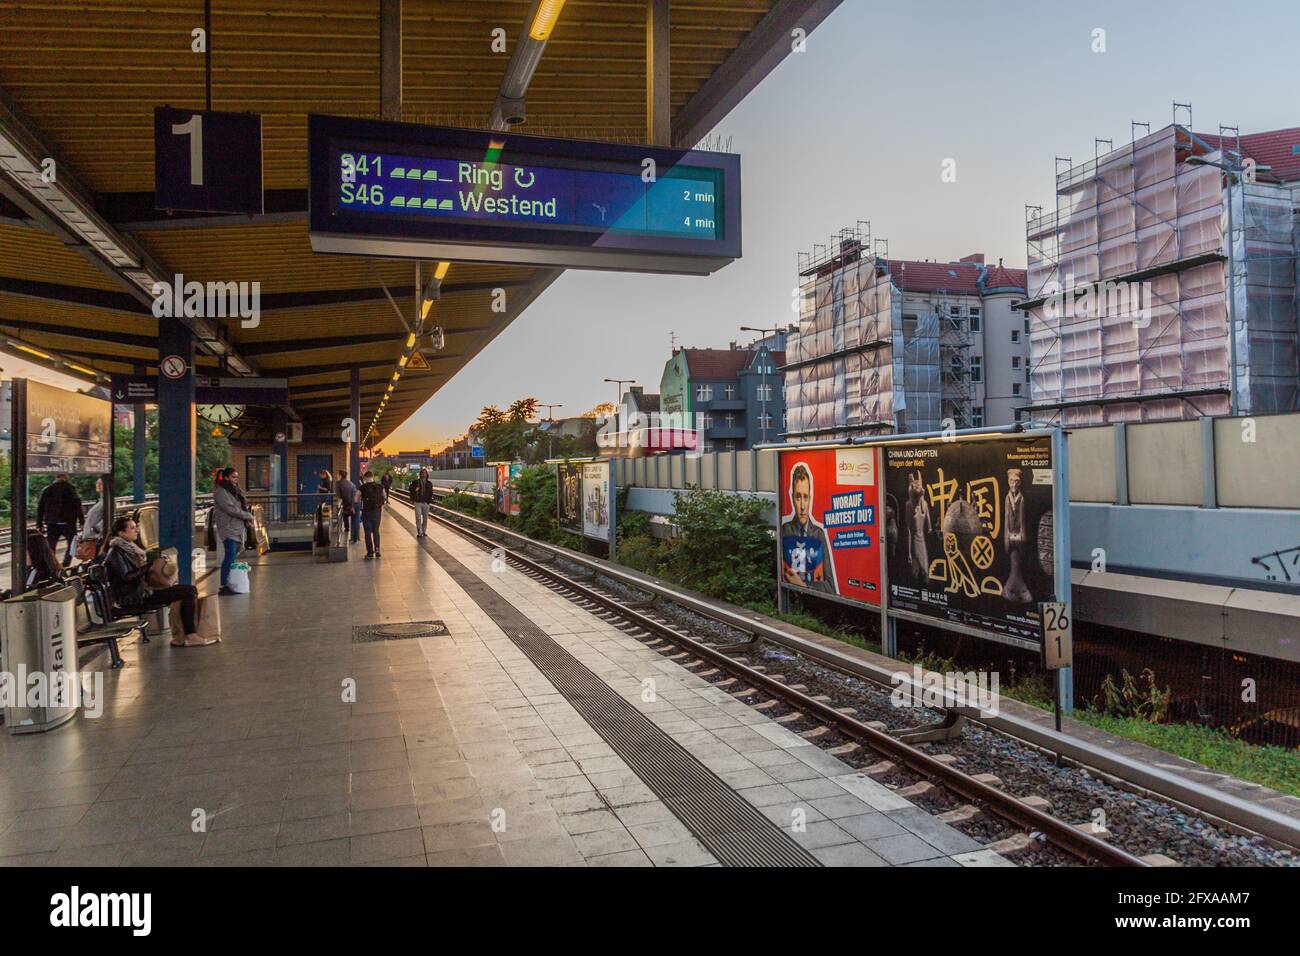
[783,230,1028,440]
[1022,121,1300,425]
[658,344,786,452]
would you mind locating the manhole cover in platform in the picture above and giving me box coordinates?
[352,620,448,643]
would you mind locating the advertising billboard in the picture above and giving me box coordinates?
[882,435,1056,642]
[494,462,509,515]
[25,380,111,474]
[777,446,882,608]
[581,460,612,543]
[556,460,583,536]
[507,462,523,516]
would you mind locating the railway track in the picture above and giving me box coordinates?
[394,489,1177,867]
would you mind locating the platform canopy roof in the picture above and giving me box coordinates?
[0,0,840,444]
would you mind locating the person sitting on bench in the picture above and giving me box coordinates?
[105,515,214,648]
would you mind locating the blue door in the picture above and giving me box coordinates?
[297,454,333,515]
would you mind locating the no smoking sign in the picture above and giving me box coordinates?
[160,354,189,379]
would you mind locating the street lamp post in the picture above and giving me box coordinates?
[537,403,562,459]
[603,378,636,453]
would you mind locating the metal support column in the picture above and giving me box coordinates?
[9,378,27,596]
[349,368,361,483]
[646,0,671,146]
[158,319,196,584]
[133,362,147,504]
[380,0,402,122]
[1200,415,1218,509]
[1051,426,1074,714]
[272,408,289,516]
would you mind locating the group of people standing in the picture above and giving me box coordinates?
[327,468,390,559]
[322,466,437,556]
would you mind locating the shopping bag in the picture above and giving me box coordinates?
[227,562,251,594]
[195,595,221,641]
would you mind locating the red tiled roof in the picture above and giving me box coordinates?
[1199,127,1300,183]
[681,348,785,381]
[883,258,1026,295]
[983,262,1027,291]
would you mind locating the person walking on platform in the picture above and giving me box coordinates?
[37,472,82,568]
[73,476,106,562]
[336,470,359,543]
[359,471,385,559]
[213,467,255,596]
[380,470,393,504]
[409,468,434,537]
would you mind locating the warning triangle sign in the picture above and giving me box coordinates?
[407,351,431,370]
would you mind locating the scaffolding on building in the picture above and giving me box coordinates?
[785,224,947,440]
[1022,104,1299,425]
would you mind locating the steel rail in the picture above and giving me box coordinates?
[394,484,1300,853]
[392,489,1144,867]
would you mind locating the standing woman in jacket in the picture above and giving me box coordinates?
[213,466,255,596]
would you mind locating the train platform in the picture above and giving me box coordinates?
[0,504,1007,868]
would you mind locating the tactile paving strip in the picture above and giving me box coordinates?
[394,510,819,867]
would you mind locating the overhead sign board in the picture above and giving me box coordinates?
[308,114,741,275]
[155,107,264,215]
[882,435,1056,644]
[110,375,157,404]
[778,446,882,608]
[194,376,289,406]
[24,379,111,474]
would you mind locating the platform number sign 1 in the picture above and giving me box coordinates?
[1040,601,1073,670]
[155,107,264,215]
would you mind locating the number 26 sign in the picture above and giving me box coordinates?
[1040,601,1073,670]
[154,107,263,215]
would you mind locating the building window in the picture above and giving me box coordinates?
[702,442,713,455]
[725,413,736,428]
[724,384,736,400]
[1012,383,1022,396]
[756,384,773,401]
[759,413,773,431]
[1026,367,1032,383]
[781,411,788,430]
[247,455,271,491]
[1011,329,1020,343]
[969,308,982,332]
[971,406,985,427]
[696,384,713,402]
[969,356,983,383]
[1012,356,1021,369]
[698,413,713,430]
[1024,318,1030,334]
[1014,408,1024,422]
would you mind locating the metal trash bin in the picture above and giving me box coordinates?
[145,605,171,638]
[2,586,81,734]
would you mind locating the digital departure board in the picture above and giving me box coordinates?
[308,115,740,275]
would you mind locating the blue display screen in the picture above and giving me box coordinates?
[333,150,724,241]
